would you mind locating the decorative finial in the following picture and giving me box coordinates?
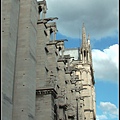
[88,34,90,40]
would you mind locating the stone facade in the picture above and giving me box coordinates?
[2,0,96,120]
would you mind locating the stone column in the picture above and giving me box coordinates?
[46,28,51,40]
[53,29,57,41]
[42,6,46,19]
[12,0,38,120]
[79,97,84,120]
[81,52,83,61]
[2,0,20,120]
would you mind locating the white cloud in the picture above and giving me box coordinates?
[63,44,119,82]
[100,102,118,115]
[92,44,119,82]
[97,102,119,120]
[96,115,108,120]
[38,0,118,39]
[109,114,118,119]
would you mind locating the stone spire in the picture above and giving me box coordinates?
[80,24,92,64]
[87,34,93,64]
[82,23,87,48]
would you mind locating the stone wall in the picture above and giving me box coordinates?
[2,0,96,120]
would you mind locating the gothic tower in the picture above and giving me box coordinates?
[64,23,96,120]
[78,23,96,119]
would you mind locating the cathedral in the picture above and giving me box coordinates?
[2,0,96,120]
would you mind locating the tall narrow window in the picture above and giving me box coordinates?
[84,50,86,57]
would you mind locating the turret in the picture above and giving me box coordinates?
[87,34,93,65]
[87,34,90,46]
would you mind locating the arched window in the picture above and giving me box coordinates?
[84,50,86,57]
[59,47,62,51]
[38,6,42,19]
[50,28,53,41]
[87,51,88,61]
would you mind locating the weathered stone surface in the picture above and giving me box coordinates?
[2,0,20,120]
[12,0,38,120]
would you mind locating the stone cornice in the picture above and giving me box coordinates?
[36,88,57,98]
[84,109,94,112]
[37,17,58,24]
[55,39,68,42]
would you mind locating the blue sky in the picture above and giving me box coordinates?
[38,0,119,119]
